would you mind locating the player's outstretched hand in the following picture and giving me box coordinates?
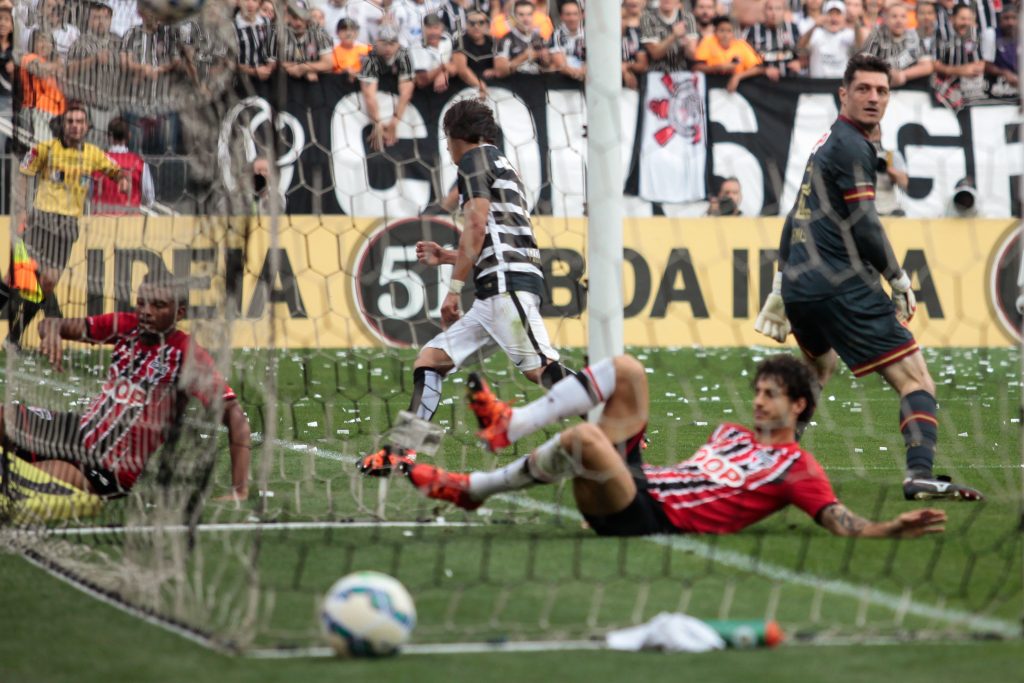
[416,241,444,266]
[890,271,917,324]
[889,508,946,538]
[754,272,790,343]
[38,319,64,372]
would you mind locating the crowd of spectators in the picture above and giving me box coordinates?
[0,0,1019,214]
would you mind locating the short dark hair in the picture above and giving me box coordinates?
[336,17,358,31]
[443,99,501,145]
[560,0,581,10]
[107,117,129,143]
[753,355,817,426]
[513,0,534,12]
[422,13,442,27]
[711,15,733,27]
[842,53,891,87]
[951,2,975,15]
[64,100,90,122]
[140,271,189,309]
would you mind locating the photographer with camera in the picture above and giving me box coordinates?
[707,177,743,216]
[870,126,908,216]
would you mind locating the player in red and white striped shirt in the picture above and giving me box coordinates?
[1,274,251,502]
[370,353,946,539]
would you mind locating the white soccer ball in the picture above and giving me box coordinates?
[320,571,417,657]
[137,0,205,23]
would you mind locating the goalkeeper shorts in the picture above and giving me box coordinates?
[786,288,918,377]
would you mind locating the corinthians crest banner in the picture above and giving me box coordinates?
[638,71,708,204]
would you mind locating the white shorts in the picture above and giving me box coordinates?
[424,291,560,372]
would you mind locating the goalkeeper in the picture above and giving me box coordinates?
[0,274,251,522]
[753,54,980,501]
[363,354,948,540]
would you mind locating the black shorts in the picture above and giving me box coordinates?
[785,287,918,378]
[6,403,124,498]
[24,210,80,272]
[582,430,676,537]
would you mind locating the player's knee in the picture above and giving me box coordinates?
[413,349,452,374]
[613,355,644,383]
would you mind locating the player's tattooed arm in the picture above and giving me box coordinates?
[818,503,947,539]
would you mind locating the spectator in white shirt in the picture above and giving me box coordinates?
[412,13,455,90]
[799,0,860,77]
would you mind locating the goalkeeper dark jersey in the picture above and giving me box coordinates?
[781,116,892,303]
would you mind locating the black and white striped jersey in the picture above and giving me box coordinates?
[235,12,275,67]
[743,21,801,74]
[457,144,544,299]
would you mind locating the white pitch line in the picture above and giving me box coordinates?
[46,520,482,536]
[495,494,1021,638]
[247,640,605,659]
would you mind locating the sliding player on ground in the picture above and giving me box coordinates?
[753,54,981,501]
[361,353,947,539]
[0,274,251,521]
[359,98,573,472]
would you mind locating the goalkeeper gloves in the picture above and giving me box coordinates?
[890,270,916,324]
[754,272,790,343]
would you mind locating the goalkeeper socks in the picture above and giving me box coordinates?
[899,390,939,477]
[468,454,537,499]
[409,367,444,421]
[507,357,617,443]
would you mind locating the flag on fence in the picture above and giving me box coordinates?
[639,71,707,204]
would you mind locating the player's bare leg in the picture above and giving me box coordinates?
[32,460,92,492]
[878,352,982,501]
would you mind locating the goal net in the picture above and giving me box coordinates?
[1,0,1021,655]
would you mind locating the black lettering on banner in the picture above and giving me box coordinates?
[623,248,651,318]
[733,249,748,318]
[901,249,943,319]
[247,249,308,319]
[87,249,104,317]
[650,248,709,318]
[758,249,780,309]
[541,248,586,317]
[174,248,216,320]
[114,249,173,312]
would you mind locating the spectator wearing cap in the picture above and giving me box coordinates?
[640,0,699,72]
[92,116,154,213]
[358,24,413,151]
[451,7,495,91]
[280,0,335,81]
[412,13,455,91]
[332,17,370,79]
[694,17,763,92]
[67,1,123,139]
[494,0,552,76]
[551,0,585,80]
[799,0,861,77]
[744,0,803,79]
[233,0,276,88]
[860,1,932,85]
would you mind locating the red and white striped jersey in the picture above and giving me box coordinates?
[79,313,236,489]
[644,423,837,534]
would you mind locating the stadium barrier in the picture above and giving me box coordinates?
[2,215,1019,348]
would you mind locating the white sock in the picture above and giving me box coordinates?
[506,357,617,443]
[526,433,577,482]
[468,455,536,500]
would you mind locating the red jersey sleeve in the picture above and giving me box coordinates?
[85,312,139,343]
[182,338,235,408]
[784,450,839,521]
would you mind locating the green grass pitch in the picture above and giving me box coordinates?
[1,346,1022,682]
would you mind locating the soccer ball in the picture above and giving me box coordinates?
[137,0,205,22]
[320,571,417,657]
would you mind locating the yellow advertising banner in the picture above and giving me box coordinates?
[1,215,1019,349]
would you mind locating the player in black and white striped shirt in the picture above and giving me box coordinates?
[358,99,574,475]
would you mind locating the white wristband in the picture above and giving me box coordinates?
[771,271,784,294]
[890,271,911,292]
[448,279,465,295]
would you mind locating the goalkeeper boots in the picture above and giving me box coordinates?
[357,445,416,477]
[466,372,512,452]
[903,474,983,501]
[403,462,482,511]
